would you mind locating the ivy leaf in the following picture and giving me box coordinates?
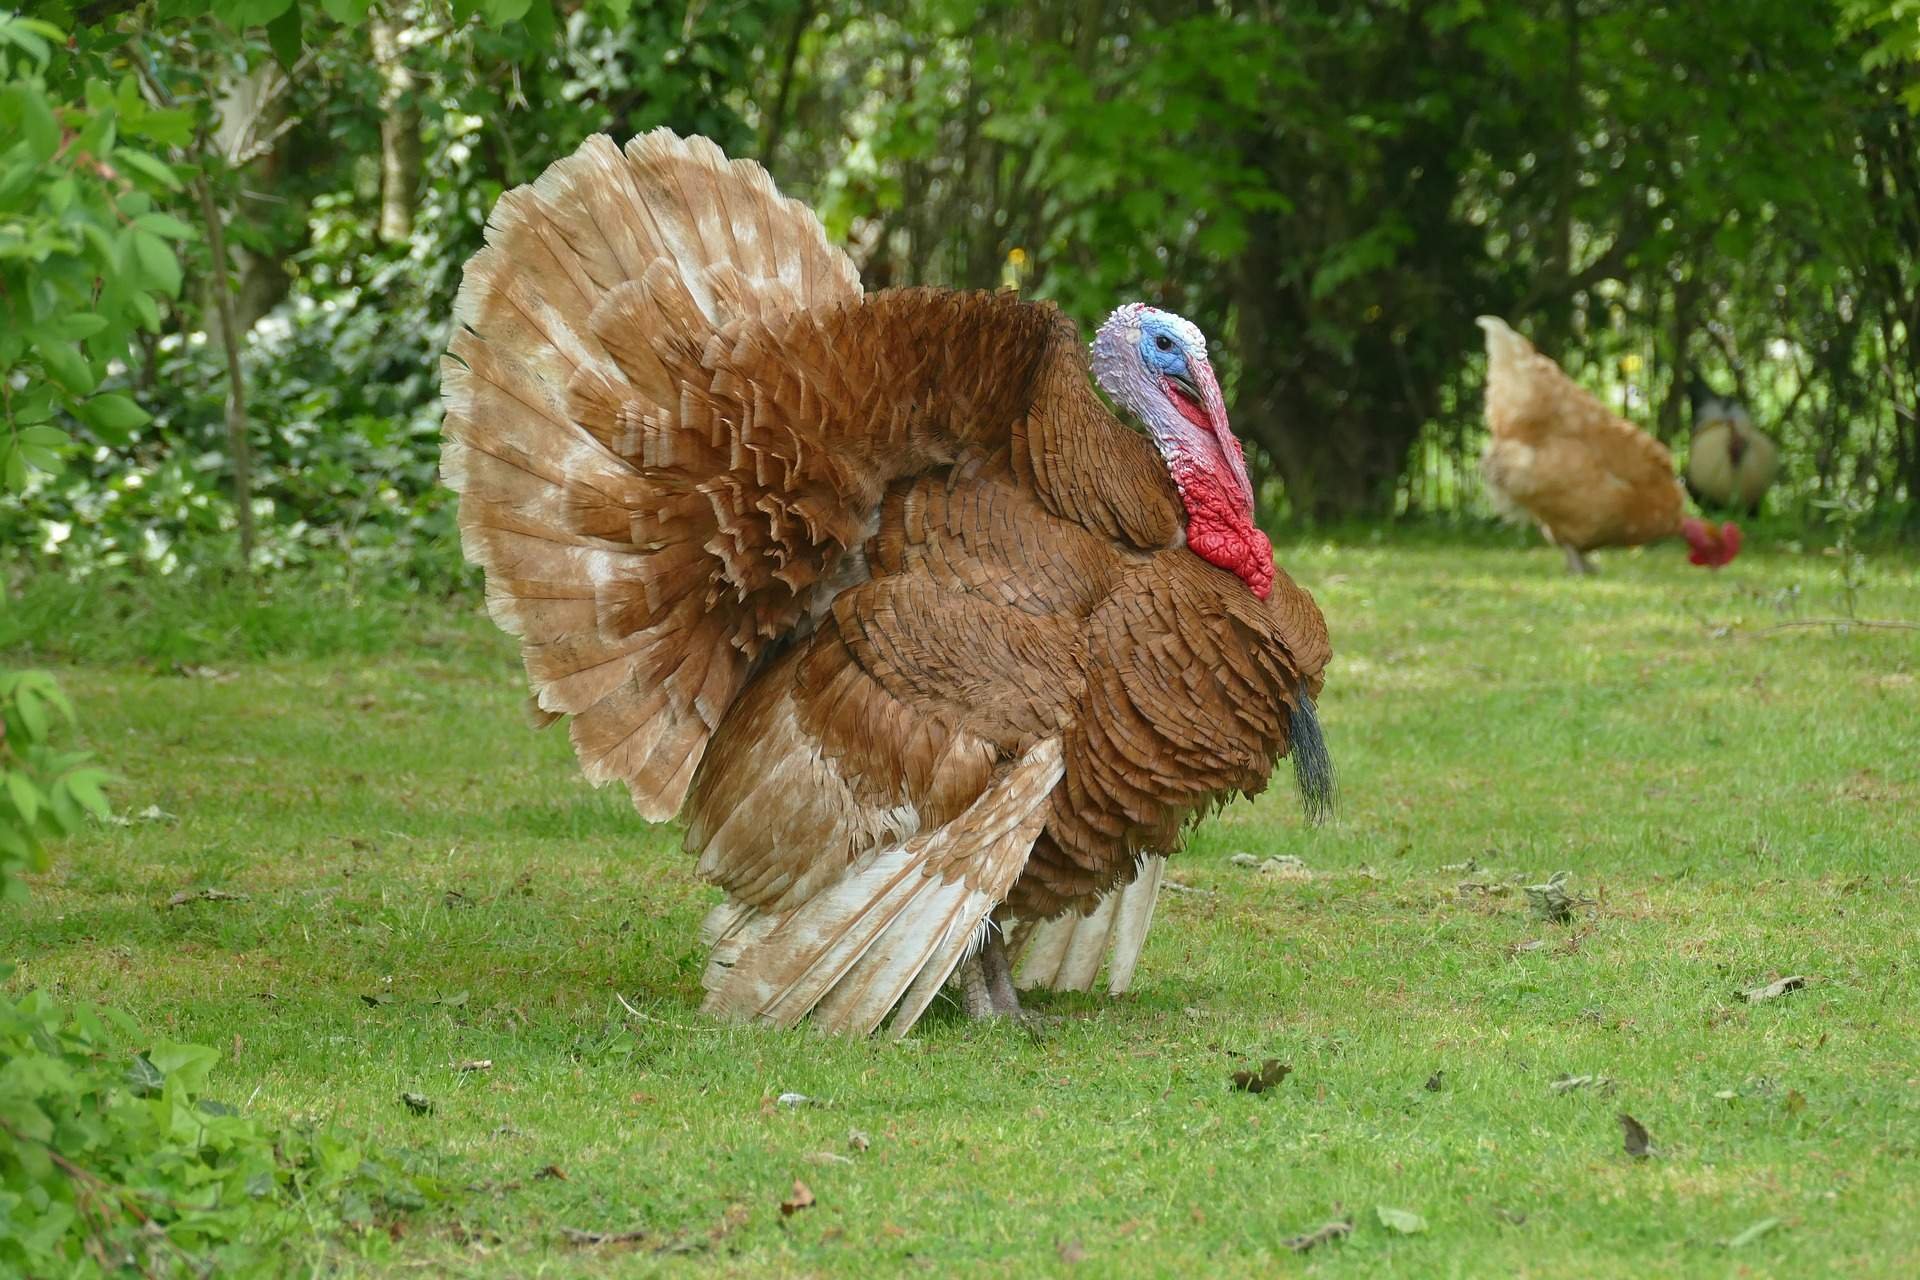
[127,1052,166,1097]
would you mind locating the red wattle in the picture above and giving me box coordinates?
[1169,456,1274,599]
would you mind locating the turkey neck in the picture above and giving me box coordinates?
[1096,360,1273,600]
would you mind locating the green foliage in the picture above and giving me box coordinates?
[0,667,107,902]
[0,12,187,494]
[0,658,442,1276]
[0,989,442,1276]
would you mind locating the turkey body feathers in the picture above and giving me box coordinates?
[442,130,1331,1033]
[1477,316,1685,553]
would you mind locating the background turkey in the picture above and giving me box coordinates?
[1685,380,1779,517]
[439,130,1334,1037]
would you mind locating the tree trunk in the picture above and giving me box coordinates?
[195,168,255,572]
[370,14,421,244]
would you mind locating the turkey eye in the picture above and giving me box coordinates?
[1154,335,1173,351]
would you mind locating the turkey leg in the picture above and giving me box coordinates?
[954,929,1025,1019]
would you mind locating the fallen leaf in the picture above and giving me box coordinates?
[1424,1070,1445,1092]
[172,662,233,681]
[1496,1207,1528,1226]
[432,990,470,1008]
[1550,1073,1614,1095]
[1784,1089,1807,1115]
[1375,1206,1428,1235]
[166,888,249,908]
[1618,1112,1652,1159]
[457,1059,493,1073]
[1283,1219,1352,1252]
[780,1179,815,1216]
[1727,1218,1782,1248]
[848,1129,871,1152]
[1524,870,1593,923]
[136,805,178,824]
[1230,1058,1292,1094]
[561,1226,649,1247]
[1743,975,1810,1003]
[777,1091,820,1109]
[1229,852,1310,877]
[360,993,394,1007]
[400,1092,434,1116]
[535,1164,566,1180]
[1509,938,1546,954]
[1057,1239,1087,1264]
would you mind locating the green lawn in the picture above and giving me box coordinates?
[8,533,1920,1275]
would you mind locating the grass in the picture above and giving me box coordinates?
[7,530,1920,1275]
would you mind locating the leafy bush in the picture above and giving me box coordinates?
[0,662,448,1274]
[0,1000,441,1275]
[0,669,108,902]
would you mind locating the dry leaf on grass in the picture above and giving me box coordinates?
[534,1164,566,1180]
[1743,975,1810,1003]
[456,1059,492,1073]
[1230,1058,1292,1093]
[1283,1219,1352,1252]
[1550,1073,1614,1095]
[400,1092,433,1116]
[1525,871,1594,922]
[1727,1218,1782,1248]
[780,1179,815,1216]
[1375,1206,1428,1235]
[166,888,248,908]
[1618,1112,1653,1159]
[561,1226,649,1247]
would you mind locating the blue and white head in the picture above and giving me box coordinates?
[1089,302,1269,597]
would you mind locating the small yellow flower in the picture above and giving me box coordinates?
[1619,353,1643,374]
[1008,247,1027,267]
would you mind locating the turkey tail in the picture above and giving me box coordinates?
[1289,694,1335,824]
[440,131,861,818]
[700,738,1064,1037]
[1010,854,1166,996]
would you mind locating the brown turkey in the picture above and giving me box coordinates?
[440,130,1334,1036]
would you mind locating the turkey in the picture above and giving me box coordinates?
[1477,316,1704,575]
[440,130,1333,1037]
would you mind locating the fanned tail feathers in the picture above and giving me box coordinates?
[440,130,860,819]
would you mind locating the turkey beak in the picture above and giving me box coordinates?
[1167,370,1202,404]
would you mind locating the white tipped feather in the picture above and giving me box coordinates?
[700,738,1064,1036]
[1011,854,1167,995]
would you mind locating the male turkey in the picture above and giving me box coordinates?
[441,130,1333,1036]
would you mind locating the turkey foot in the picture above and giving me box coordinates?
[1562,545,1596,576]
